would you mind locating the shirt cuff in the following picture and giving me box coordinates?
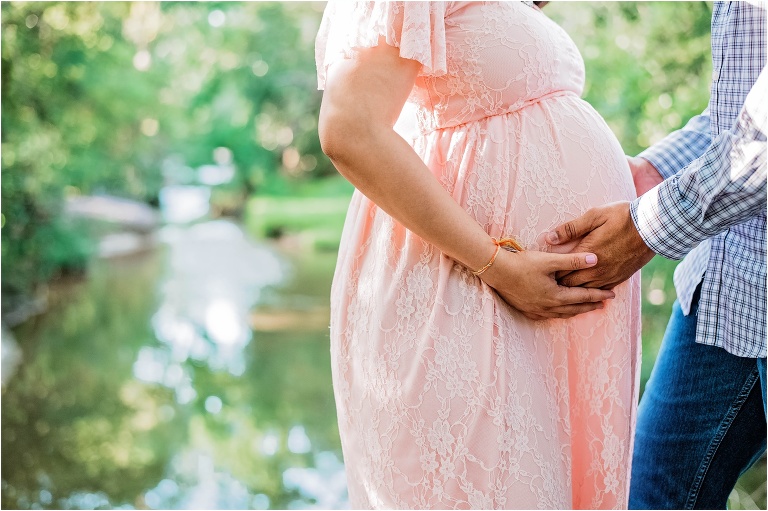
[630,179,703,260]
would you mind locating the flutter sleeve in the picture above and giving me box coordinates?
[315,1,448,90]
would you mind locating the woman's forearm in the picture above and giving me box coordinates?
[318,41,498,275]
[321,118,497,274]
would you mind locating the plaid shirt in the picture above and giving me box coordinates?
[630,1,767,359]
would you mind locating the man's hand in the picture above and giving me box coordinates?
[628,156,664,196]
[546,201,656,289]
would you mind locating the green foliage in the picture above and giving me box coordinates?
[1,2,330,299]
[549,2,712,155]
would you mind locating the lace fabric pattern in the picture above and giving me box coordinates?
[317,2,641,508]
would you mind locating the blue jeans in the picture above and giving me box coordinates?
[629,287,767,510]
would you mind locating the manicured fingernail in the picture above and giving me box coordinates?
[585,254,597,264]
[547,232,559,243]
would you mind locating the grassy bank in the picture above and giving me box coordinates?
[244,177,353,252]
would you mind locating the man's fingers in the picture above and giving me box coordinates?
[546,209,598,245]
[556,285,615,305]
[559,269,593,287]
[546,252,599,273]
[559,268,612,288]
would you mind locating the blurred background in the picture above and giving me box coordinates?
[1,2,765,509]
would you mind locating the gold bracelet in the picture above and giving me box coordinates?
[472,243,501,276]
[472,236,524,276]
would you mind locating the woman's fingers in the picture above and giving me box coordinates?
[545,251,599,273]
[547,301,606,316]
[491,249,616,320]
[523,301,606,320]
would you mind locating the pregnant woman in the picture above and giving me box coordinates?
[316,2,641,509]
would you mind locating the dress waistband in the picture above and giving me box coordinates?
[421,90,579,135]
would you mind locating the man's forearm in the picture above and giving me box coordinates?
[631,69,768,260]
[638,108,712,181]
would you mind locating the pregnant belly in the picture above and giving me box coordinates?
[414,95,636,252]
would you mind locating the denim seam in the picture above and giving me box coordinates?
[684,367,760,509]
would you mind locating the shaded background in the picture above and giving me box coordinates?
[1,2,765,509]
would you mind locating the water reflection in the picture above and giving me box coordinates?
[1,324,22,386]
[158,186,211,224]
[2,212,347,509]
[149,219,283,381]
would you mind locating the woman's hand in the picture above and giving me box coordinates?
[320,41,610,321]
[481,249,615,320]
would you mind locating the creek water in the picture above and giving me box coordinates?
[2,189,347,509]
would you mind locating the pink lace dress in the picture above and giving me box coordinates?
[316,2,641,509]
